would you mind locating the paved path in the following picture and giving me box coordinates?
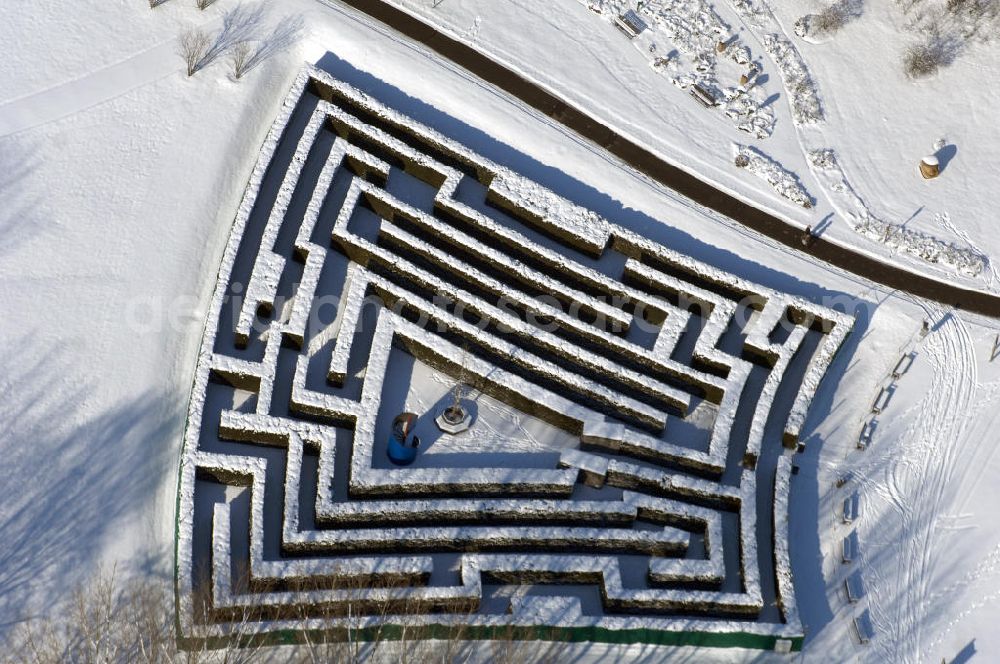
[332,0,1000,318]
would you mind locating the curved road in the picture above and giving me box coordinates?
[334,0,1000,317]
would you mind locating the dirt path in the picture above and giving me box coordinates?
[329,0,1000,318]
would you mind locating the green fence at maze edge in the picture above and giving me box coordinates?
[175,620,804,653]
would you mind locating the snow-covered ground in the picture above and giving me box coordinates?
[1,1,999,662]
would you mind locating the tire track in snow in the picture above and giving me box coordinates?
[0,38,182,138]
[936,212,1000,292]
[864,308,976,663]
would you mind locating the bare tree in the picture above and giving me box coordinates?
[230,41,254,80]
[195,0,218,9]
[3,567,177,664]
[812,4,850,33]
[180,28,212,76]
[228,14,305,80]
[3,565,567,663]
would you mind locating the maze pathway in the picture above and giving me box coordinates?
[175,65,854,652]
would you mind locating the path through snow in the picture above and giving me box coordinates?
[0,39,181,138]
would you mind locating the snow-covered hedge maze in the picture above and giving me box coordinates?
[175,66,854,652]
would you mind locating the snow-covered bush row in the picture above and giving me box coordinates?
[772,456,800,626]
[175,65,855,649]
[761,34,824,125]
[210,498,480,616]
[743,321,808,466]
[794,2,861,44]
[725,0,770,28]
[733,143,814,209]
[722,0,826,125]
[577,0,776,139]
[194,448,783,636]
[308,85,840,462]
[731,143,814,211]
[338,223,675,431]
[808,148,987,277]
[313,70,614,254]
[235,108,329,347]
[579,419,730,476]
[857,217,988,278]
[619,258,751,467]
[207,528,802,644]
[206,414,753,615]
[783,298,854,444]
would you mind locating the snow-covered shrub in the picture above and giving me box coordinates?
[762,34,824,124]
[814,4,851,32]
[893,0,999,76]
[733,143,814,208]
[195,0,216,9]
[903,40,945,77]
[795,2,856,41]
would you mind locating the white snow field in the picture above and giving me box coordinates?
[0,1,998,663]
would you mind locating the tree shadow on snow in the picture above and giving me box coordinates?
[0,335,181,637]
[0,136,45,258]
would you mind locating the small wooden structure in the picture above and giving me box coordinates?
[615,9,648,39]
[919,155,940,179]
[842,494,857,524]
[690,84,717,108]
[845,572,865,603]
[853,611,874,645]
[858,418,876,450]
[842,532,857,564]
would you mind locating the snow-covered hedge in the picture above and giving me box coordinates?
[733,143,814,209]
[174,65,853,650]
[761,34,824,125]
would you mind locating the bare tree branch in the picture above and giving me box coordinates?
[180,28,212,76]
